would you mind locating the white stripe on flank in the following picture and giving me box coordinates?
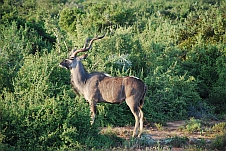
[129,76,140,80]
[104,73,112,77]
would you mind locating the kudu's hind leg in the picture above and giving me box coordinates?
[133,110,140,137]
[138,107,144,138]
[126,99,140,137]
[89,101,97,125]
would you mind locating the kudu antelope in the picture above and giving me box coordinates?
[59,34,147,137]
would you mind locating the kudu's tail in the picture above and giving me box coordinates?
[139,85,147,108]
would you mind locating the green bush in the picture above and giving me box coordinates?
[1,0,226,150]
[211,122,226,133]
[144,61,201,121]
[210,132,226,150]
[184,118,201,133]
[181,45,226,114]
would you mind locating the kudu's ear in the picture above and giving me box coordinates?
[78,54,88,60]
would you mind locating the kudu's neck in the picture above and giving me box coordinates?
[70,61,89,94]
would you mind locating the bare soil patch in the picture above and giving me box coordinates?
[102,120,219,140]
[101,120,224,150]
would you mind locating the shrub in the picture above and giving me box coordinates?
[1,0,226,150]
[0,50,99,150]
[168,136,189,148]
[144,55,201,121]
[211,122,226,133]
[210,132,226,150]
[183,118,201,133]
[0,22,54,93]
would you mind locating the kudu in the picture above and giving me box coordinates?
[59,34,147,137]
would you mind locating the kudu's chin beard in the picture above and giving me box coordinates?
[59,62,70,70]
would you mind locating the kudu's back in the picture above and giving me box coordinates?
[84,74,147,106]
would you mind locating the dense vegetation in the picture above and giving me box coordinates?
[0,0,225,150]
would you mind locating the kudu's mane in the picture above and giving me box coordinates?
[70,64,108,96]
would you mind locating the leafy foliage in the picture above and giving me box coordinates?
[0,0,226,150]
[210,132,226,150]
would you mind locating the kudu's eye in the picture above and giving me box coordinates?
[69,57,74,60]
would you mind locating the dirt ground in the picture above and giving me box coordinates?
[102,120,218,139]
[101,120,224,150]
[144,120,217,140]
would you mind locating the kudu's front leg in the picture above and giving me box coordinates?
[89,101,97,125]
